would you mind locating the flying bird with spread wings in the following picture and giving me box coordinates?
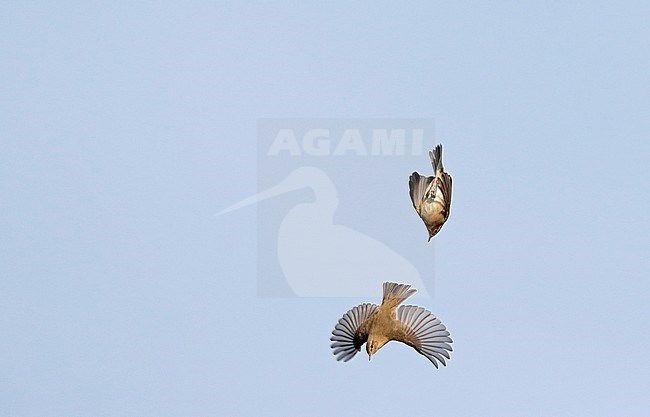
[409,144,453,241]
[330,282,453,368]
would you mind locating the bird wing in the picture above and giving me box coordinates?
[437,171,452,217]
[330,303,378,362]
[394,305,453,368]
[409,172,435,215]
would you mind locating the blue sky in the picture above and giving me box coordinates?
[2,2,649,416]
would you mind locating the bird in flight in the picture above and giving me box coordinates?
[330,282,453,368]
[409,144,453,241]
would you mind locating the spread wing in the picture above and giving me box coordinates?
[395,305,453,368]
[330,303,378,362]
[409,172,434,215]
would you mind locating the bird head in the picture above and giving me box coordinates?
[366,336,388,360]
[427,226,439,241]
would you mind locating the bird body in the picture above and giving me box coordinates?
[331,282,453,367]
[409,144,453,241]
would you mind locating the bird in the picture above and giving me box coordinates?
[330,282,453,368]
[409,144,453,241]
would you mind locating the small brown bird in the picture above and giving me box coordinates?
[409,144,453,241]
[330,282,453,367]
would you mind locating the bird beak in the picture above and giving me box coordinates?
[216,173,298,216]
[428,235,433,242]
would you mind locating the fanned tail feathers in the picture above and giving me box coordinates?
[381,282,417,308]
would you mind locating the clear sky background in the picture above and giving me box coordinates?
[2,2,649,416]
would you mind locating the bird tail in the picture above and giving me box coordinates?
[381,282,417,308]
[429,144,444,173]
